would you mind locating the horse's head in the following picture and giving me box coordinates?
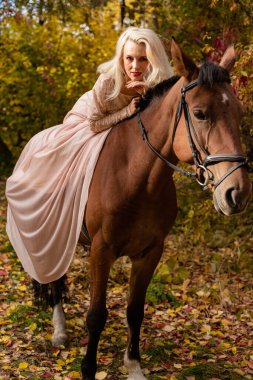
[170,40,252,215]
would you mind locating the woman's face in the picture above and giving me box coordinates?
[123,40,149,81]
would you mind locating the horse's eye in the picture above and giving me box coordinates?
[193,110,207,120]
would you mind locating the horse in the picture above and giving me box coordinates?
[33,40,252,380]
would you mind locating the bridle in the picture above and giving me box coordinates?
[137,79,252,189]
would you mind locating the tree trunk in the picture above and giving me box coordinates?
[0,136,12,166]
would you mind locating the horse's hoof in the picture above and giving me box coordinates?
[124,354,147,380]
[127,375,147,380]
[52,332,68,347]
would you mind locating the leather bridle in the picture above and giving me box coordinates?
[137,79,251,189]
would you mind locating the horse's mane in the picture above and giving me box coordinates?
[198,61,231,87]
[139,61,231,112]
[139,75,180,111]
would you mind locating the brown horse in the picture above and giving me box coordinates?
[36,40,251,380]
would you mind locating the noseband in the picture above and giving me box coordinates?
[137,79,251,189]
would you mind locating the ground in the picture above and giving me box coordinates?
[0,172,252,380]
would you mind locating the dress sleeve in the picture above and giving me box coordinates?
[89,104,133,132]
[86,75,133,133]
[63,74,133,132]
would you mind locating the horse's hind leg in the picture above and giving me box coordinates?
[51,276,68,346]
[52,301,67,346]
[124,243,163,380]
[32,276,68,346]
[81,242,112,380]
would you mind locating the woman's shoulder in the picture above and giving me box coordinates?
[95,73,115,88]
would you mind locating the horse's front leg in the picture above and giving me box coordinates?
[81,241,112,380]
[124,243,163,380]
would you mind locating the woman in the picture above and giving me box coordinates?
[5,27,174,284]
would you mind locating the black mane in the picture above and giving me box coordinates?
[139,75,180,111]
[138,61,231,112]
[198,61,230,87]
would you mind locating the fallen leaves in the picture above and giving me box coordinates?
[1,175,253,379]
[95,371,108,379]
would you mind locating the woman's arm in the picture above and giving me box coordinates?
[63,74,141,132]
[89,97,141,133]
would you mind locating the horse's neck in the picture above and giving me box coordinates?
[123,95,178,188]
[138,91,178,160]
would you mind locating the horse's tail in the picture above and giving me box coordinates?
[32,275,69,308]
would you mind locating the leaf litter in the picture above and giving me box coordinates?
[0,174,253,379]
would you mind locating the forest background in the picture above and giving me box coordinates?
[0,1,253,379]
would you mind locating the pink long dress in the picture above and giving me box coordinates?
[6,74,134,284]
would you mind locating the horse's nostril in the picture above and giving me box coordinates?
[225,188,240,208]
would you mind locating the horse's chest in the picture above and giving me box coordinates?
[104,194,177,251]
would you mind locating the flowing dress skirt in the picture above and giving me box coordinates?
[6,111,111,284]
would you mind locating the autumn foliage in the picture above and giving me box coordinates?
[0,0,252,162]
[0,1,252,379]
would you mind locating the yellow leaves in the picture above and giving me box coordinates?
[18,284,27,291]
[75,318,84,327]
[0,335,11,344]
[163,324,176,333]
[220,288,232,306]
[57,359,65,367]
[0,147,252,379]
[53,349,61,357]
[95,371,107,380]
[233,368,244,376]
[210,0,219,8]
[68,371,80,379]
[28,322,37,331]
[45,333,52,340]
[221,318,232,326]
[202,44,214,55]
[145,306,155,315]
[0,319,12,326]
[201,324,211,334]
[210,330,224,338]
[18,362,29,369]
[196,290,210,298]
[118,366,128,375]
[54,375,63,380]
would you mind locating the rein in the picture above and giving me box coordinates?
[137,79,251,189]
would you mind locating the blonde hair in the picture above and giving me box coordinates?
[97,27,174,100]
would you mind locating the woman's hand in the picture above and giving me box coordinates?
[126,81,148,95]
[128,97,141,114]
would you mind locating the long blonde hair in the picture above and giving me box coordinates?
[97,27,174,100]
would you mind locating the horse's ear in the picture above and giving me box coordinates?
[171,38,198,80]
[219,45,236,72]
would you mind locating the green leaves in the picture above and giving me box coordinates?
[0,4,119,160]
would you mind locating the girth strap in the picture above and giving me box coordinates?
[81,223,91,244]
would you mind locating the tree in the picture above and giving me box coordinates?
[0,0,252,161]
[0,1,120,161]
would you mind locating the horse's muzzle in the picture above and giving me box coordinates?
[213,180,252,215]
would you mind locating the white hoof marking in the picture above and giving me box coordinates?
[52,303,67,347]
[124,351,147,380]
[52,332,68,347]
